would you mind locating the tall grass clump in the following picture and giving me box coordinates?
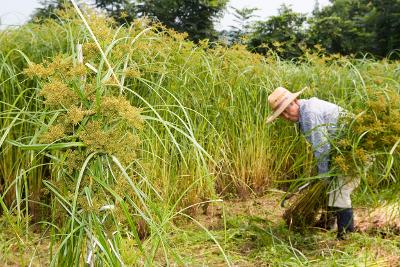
[1,6,226,265]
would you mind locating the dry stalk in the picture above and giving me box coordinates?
[283,180,329,229]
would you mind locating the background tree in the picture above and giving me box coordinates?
[137,0,228,42]
[367,0,400,57]
[248,5,307,59]
[227,7,259,44]
[31,0,66,21]
[307,0,400,58]
[307,0,373,55]
[94,0,137,24]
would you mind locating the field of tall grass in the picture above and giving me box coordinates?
[0,4,399,266]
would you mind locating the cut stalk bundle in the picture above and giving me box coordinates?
[283,180,329,228]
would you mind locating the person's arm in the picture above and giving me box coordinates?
[302,113,331,175]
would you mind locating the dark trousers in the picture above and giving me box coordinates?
[315,207,355,239]
[336,207,354,239]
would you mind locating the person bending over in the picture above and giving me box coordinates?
[266,87,359,239]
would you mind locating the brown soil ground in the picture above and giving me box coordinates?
[195,190,400,234]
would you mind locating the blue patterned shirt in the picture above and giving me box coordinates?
[298,97,345,174]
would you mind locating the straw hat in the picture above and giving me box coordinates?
[266,87,307,124]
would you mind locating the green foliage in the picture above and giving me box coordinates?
[31,0,68,22]
[308,0,400,57]
[137,0,228,42]
[366,0,400,57]
[307,16,369,55]
[94,0,137,24]
[248,5,307,59]
[243,0,400,59]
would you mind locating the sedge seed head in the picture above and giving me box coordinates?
[40,124,65,143]
[39,79,79,107]
[100,96,143,129]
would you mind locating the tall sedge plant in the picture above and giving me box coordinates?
[2,3,229,265]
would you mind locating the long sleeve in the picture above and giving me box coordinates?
[301,113,330,174]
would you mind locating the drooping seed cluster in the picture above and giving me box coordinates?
[334,89,400,180]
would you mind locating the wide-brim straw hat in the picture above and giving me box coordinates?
[266,87,307,124]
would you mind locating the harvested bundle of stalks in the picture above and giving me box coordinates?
[283,180,329,228]
[357,202,400,234]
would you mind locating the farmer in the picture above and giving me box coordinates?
[266,87,359,239]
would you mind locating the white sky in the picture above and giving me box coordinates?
[1,0,43,28]
[1,0,331,30]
